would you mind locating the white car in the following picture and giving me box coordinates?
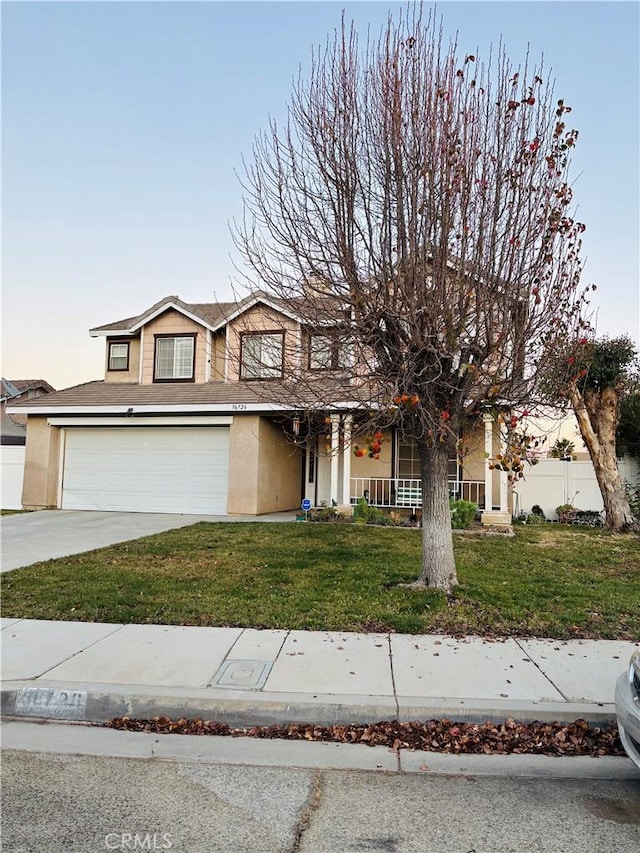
[615,648,640,770]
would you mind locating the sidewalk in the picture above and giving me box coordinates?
[1,618,635,726]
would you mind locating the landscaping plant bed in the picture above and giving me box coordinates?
[104,715,625,758]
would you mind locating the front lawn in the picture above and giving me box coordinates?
[1,523,638,639]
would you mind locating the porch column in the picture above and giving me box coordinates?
[483,413,493,511]
[481,412,513,528]
[330,415,340,505]
[499,432,509,512]
[341,414,353,507]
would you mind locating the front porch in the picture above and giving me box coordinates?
[349,477,485,509]
[302,413,512,524]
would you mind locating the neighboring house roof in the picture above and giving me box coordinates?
[11,379,56,395]
[1,378,21,400]
[2,377,55,443]
[6,378,365,415]
[2,378,56,399]
[1,406,27,444]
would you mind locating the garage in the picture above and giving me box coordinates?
[61,427,229,514]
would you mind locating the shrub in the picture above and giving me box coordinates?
[570,510,604,527]
[450,498,477,529]
[555,503,575,522]
[353,497,386,525]
[531,504,546,519]
[309,505,344,522]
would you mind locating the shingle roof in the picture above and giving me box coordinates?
[90,295,243,334]
[11,379,56,394]
[6,378,365,412]
[1,378,55,398]
[89,292,343,334]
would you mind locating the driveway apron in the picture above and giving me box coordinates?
[0,510,293,572]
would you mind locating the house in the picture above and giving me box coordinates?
[8,294,514,521]
[1,379,56,434]
[2,378,55,510]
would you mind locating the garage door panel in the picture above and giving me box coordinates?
[62,427,229,514]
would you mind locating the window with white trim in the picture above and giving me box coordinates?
[108,342,129,371]
[240,332,284,379]
[154,335,195,381]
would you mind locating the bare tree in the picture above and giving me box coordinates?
[233,8,590,593]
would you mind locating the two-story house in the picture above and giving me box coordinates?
[9,293,511,520]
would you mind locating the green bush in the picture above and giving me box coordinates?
[353,497,386,525]
[555,503,575,522]
[308,505,343,523]
[450,498,477,529]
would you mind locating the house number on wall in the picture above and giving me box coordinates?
[232,404,248,411]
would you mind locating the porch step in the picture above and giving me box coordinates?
[481,510,512,528]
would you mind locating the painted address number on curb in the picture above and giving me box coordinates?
[15,687,87,719]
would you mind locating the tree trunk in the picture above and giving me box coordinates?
[569,386,636,532]
[411,442,459,593]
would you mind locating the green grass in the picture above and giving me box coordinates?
[1,523,639,639]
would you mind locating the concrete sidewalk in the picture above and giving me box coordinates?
[1,618,635,726]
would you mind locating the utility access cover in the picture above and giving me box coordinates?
[210,660,273,690]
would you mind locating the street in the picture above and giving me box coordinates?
[2,747,639,853]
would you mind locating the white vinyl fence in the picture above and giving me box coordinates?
[512,455,639,520]
[1,445,26,510]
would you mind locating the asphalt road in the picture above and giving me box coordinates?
[3,749,639,853]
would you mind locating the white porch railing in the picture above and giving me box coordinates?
[350,478,486,508]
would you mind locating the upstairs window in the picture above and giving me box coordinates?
[154,335,195,381]
[241,332,284,379]
[108,341,130,372]
[309,333,344,370]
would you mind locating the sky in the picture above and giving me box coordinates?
[2,0,639,390]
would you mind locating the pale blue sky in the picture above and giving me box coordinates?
[3,0,639,389]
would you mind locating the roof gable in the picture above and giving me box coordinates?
[1,378,55,399]
[90,295,236,337]
[208,291,306,332]
[90,292,309,338]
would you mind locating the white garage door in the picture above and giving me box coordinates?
[62,427,229,514]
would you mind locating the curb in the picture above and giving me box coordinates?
[2,720,637,780]
[1,681,618,728]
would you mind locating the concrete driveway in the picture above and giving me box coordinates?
[0,510,293,573]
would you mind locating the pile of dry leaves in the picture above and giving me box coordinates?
[105,716,624,757]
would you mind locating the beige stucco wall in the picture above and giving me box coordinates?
[227,415,302,514]
[140,309,207,384]
[211,332,226,381]
[227,415,261,514]
[104,337,141,383]
[226,305,300,381]
[459,420,486,482]
[256,418,302,513]
[21,417,61,509]
[350,429,393,479]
